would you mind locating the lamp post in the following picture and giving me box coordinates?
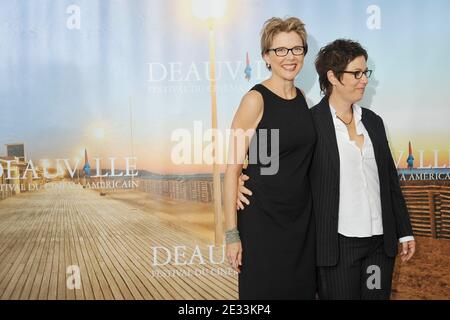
[94,128,106,196]
[192,0,227,246]
[129,96,135,189]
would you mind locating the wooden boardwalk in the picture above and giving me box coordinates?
[0,182,238,300]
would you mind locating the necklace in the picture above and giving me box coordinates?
[336,109,353,126]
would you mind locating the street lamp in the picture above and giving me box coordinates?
[192,0,227,245]
[192,0,227,21]
[94,128,106,196]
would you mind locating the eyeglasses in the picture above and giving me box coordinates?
[339,69,373,79]
[267,46,306,57]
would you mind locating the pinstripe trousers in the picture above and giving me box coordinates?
[317,234,395,300]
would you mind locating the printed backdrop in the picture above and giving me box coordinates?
[0,0,449,300]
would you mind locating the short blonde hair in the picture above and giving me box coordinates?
[260,17,308,57]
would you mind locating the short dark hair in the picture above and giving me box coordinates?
[315,39,368,96]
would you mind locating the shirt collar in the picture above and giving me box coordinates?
[329,103,362,122]
[329,103,364,134]
[352,104,362,122]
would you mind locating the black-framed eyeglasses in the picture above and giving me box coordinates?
[339,69,373,79]
[267,46,306,57]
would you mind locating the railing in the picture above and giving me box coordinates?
[401,185,450,240]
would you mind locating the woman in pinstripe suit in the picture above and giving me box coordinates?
[236,39,416,299]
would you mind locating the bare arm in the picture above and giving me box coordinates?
[223,91,263,272]
[224,90,263,230]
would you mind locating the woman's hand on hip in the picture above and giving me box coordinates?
[236,174,252,210]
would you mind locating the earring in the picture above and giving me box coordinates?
[266,63,271,69]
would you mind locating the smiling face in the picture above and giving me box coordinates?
[263,31,305,81]
[329,55,369,104]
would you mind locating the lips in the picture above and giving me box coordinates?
[281,64,297,71]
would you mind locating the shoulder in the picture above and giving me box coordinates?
[243,89,263,106]
[310,102,322,116]
[361,106,377,117]
[310,96,329,114]
[237,90,264,116]
[310,104,320,112]
[231,90,264,129]
[361,106,383,123]
[361,107,389,140]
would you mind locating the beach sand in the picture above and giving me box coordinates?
[392,236,450,299]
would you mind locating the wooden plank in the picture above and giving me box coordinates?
[19,202,54,300]
[63,199,76,300]
[66,200,94,300]
[98,201,237,299]
[86,198,236,299]
[73,205,114,300]
[38,201,59,299]
[47,198,60,300]
[91,211,204,299]
[0,201,48,299]
[29,195,62,299]
[72,203,125,300]
[78,206,170,300]
[0,181,239,300]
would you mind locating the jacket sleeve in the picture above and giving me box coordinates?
[379,116,414,239]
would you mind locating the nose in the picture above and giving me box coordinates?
[360,74,369,84]
[285,49,295,58]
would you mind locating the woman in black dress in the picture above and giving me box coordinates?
[223,17,316,299]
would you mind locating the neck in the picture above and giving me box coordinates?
[264,76,296,99]
[329,93,353,116]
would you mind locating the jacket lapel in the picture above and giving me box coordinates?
[315,97,340,179]
[361,109,384,173]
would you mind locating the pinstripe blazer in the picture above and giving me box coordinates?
[309,96,413,267]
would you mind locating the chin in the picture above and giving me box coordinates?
[353,95,364,103]
[354,91,365,100]
[283,75,297,81]
[281,70,300,81]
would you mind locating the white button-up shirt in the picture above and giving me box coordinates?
[330,104,413,243]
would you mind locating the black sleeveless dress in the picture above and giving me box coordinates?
[237,84,316,299]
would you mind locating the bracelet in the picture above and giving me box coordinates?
[225,227,241,244]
